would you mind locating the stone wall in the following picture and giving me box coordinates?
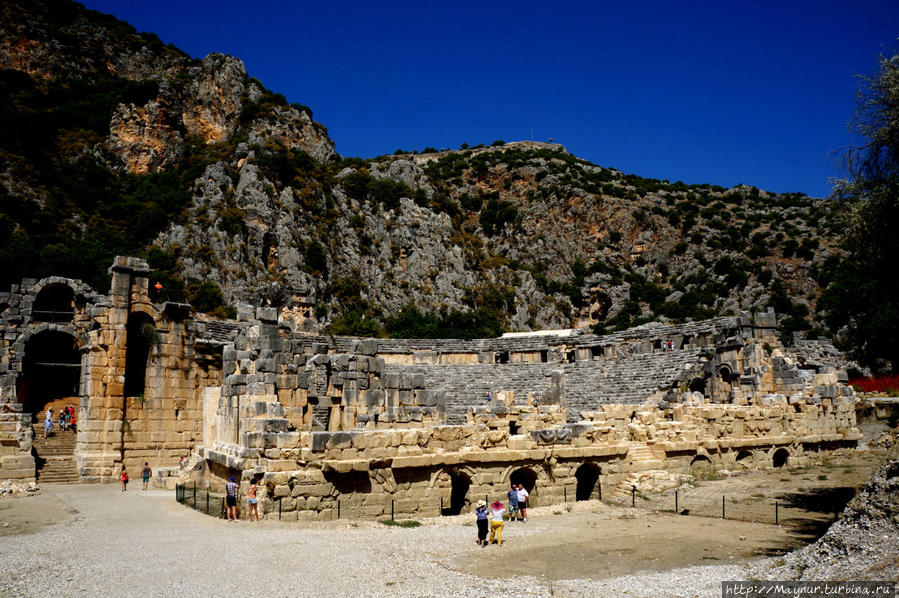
[0,258,225,482]
[196,396,860,521]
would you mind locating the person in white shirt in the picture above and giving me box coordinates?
[516,484,529,522]
[488,501,505,545]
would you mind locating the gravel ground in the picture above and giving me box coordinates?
[0,484,753,597]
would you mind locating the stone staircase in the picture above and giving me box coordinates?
[606,443,665,501]
[311,405,331,430]
[31,424,80,484]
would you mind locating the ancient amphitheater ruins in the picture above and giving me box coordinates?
[0,257,862,519]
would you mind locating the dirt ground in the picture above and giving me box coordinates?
[0,448,889,585]
[451,448,889,581]
[0,491,79,536]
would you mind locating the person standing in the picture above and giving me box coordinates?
[225,476,239,521]
[120,466,129,492]
[247,480,259,521]
[507,483,519,521]
[474,499,488,546]
[141,462,152,491]
[44,408,53,438]
[517,484,530,522]
[488,501,505,546]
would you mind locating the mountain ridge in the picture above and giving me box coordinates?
[0,0,840,340]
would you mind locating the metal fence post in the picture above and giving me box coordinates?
[440,497,443,514]
[337,498,341,519]
[206,492,209,515]
[598,481,602,501]
[675,489,678,513]
[193,483,196,506]
[391,499,395,522]
[722,495,726,519]
[278,497,282,520]
[631,485,636,508]
[564,487,567,502]
[775,501,779,525]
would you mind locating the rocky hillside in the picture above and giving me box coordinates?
[0,0,843,338]
[759,458,899,581]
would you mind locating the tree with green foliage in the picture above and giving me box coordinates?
[820,50,899,372]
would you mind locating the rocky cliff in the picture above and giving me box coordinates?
[0,0,842,338]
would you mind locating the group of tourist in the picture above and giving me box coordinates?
[43,405,76,437]
[474,483,530,547]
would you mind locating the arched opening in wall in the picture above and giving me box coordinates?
[124,312,156,398]
[510,467,538,494]
[565,350,576,363]
[772,448,789,468]
[718,366,736,384]
[496,351,509,364]
[690,455,714,479]
[590,346,603,359]
[689,378,706,395]
[539,350,548,363]
[442,471,471,516]
[33,284,75,322]
[574,463,601,501]
[735,451,753,467]
[18,331,81,423]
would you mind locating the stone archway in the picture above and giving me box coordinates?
[772,448,789,468]
[574,463,601,501]
[32,283,75,323]
[689,377,706,395]
[509,467,539,494]
[124,312,156,398]
[442,471,472,516]
[17,330,83,423]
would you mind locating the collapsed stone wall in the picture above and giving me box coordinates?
[0,258,226,482]
[195,395,860,521]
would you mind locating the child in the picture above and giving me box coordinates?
[488,501,505,546]
[120,466,129,492]
[474,500,488,546]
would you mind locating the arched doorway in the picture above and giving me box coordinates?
[510,467,538,493]
[688,378,706,395]
[32,284,75,323]
[441,471,471,516]
[574,463,601,501]
[735,451,753,467]
[124,312,156,398]
[17,331,82,422]
[772,448,789,468]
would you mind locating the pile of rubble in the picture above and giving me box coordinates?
[759,458,899,580]
[0,480,39,497]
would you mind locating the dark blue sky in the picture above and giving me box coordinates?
[81,0,898,197]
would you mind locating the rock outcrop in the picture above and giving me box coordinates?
[761,458,899,581]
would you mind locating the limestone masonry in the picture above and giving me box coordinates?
[0,258,861,519]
